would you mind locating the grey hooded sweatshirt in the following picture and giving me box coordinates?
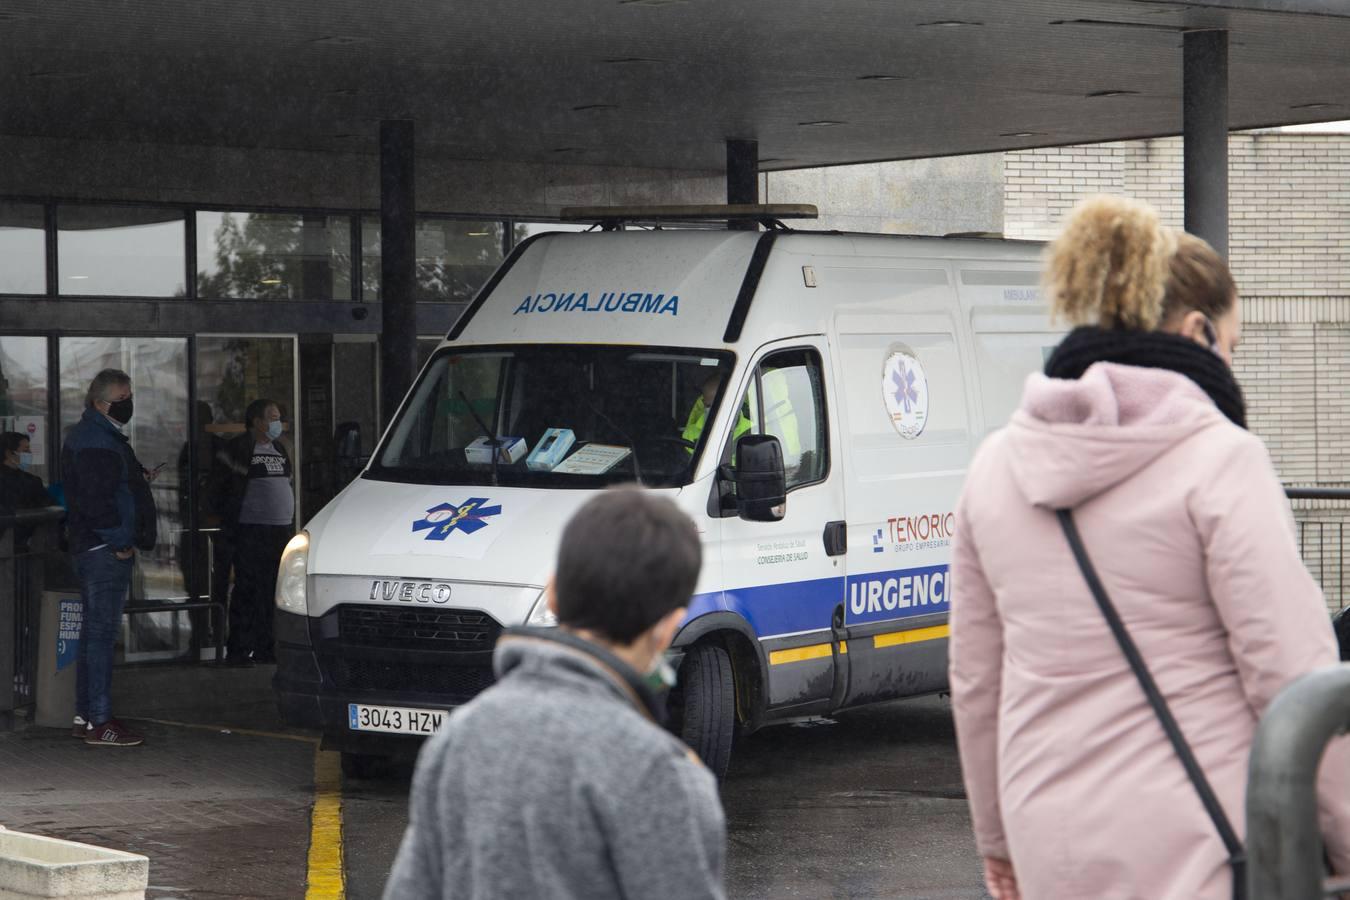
[383,628,727,900]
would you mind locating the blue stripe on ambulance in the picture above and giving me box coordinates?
[683,563,950,639]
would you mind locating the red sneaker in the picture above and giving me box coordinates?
[72,716,90,739]
[85,719,144,747]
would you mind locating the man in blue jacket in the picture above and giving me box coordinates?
[62,369,157,747]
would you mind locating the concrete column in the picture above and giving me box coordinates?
[726,139,759,231]
[0,526,14,725]
[379,119,416,428]
[1183,30,1229,258]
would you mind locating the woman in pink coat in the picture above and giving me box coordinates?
[950,195,1350,900]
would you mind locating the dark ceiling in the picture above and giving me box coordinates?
[1,0,1347,172]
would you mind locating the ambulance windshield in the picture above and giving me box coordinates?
[367,344,737,488]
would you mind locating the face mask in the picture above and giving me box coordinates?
[106,397,134,425]
[645,656,678,693]
[267,420,284,440]
[18,452,32,471]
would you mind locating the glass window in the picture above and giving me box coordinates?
[0,202,46,295]
[512,221,593,243]
[362,217,505,302]
[368,344,734,489]
[731,348,829,491]
[196,211,352,300]
[57,205,186,297]
[195,336,297,441]
[333,337,379,488]
[0,336,52,485]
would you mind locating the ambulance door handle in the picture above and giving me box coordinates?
[823,521,847,557]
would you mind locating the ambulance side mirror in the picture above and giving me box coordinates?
[734,435,786,522]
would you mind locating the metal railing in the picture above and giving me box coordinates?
[1,506,66,725]
[1247,664,1350,899]
[1287,488,1350,616]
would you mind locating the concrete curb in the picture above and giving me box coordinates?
[0,829,148,900]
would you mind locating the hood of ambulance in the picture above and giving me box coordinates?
[303,477,663,622]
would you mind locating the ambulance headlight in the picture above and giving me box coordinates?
[275,532,310,615]
[525,588,557,628]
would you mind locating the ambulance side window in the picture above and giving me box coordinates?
[732,348,829,492]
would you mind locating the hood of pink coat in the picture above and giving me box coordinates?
[1005,362,1227,509]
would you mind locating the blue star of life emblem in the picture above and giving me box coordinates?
[412,498,502,541]
[891,365,920,414]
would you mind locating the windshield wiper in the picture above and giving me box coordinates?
[581,394,644,487]
[459,390,500,487]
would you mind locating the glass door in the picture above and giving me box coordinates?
[195,335,299,643]
[59,337,190,601]
[59,336,192,660]
[0,336,51,485]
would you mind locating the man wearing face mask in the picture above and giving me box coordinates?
[1,432,50,510]
[1,431,53,552]
[62,369,157,747]
[211,398,294,666]
[385,487,726,900]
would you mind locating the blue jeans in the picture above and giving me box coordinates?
[74,547,133,725]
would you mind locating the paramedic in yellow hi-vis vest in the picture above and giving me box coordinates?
[683,374,751,452]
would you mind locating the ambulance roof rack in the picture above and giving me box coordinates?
[559,203,819,231]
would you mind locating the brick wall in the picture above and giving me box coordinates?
[1003,134,1350,481]
[1005,133,1350,298]
[1003,134,1350,610]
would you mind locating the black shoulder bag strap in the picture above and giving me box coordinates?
[1056,509,1246,900]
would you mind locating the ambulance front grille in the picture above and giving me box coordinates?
[336,604,502,652]
[327,657,497,698]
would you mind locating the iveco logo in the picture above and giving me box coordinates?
[369,580,453,604]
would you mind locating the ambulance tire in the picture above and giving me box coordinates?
[340,751,384,780]
[679,642,736,780]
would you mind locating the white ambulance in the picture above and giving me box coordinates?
[272,207,1058,777]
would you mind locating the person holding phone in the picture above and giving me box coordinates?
[210,398,294,666]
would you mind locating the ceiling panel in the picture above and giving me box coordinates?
[0,0,1346,171]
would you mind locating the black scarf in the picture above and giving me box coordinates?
[1044,326,1247,429]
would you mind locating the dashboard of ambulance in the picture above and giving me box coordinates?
[365,344,737,489]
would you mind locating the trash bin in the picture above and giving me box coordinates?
[36,591,81,730]
[0,828,148,899]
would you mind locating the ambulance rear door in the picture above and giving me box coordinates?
[832,266,975,707]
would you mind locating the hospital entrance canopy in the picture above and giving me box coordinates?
[0,0,1347,175]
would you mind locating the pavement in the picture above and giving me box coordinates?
[0,664,317,900]
[0,663,989,899]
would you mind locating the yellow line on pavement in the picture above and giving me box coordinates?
[119,717,343,897]
[306,747,346,900]
[872,624,950,649]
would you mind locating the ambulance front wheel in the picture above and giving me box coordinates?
[677,642,736,780]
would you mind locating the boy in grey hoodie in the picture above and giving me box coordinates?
[384,488,726,900]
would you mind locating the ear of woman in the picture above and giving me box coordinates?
[1170,309,1214,350]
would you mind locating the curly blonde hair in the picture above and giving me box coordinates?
[1043,195,1179,330]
